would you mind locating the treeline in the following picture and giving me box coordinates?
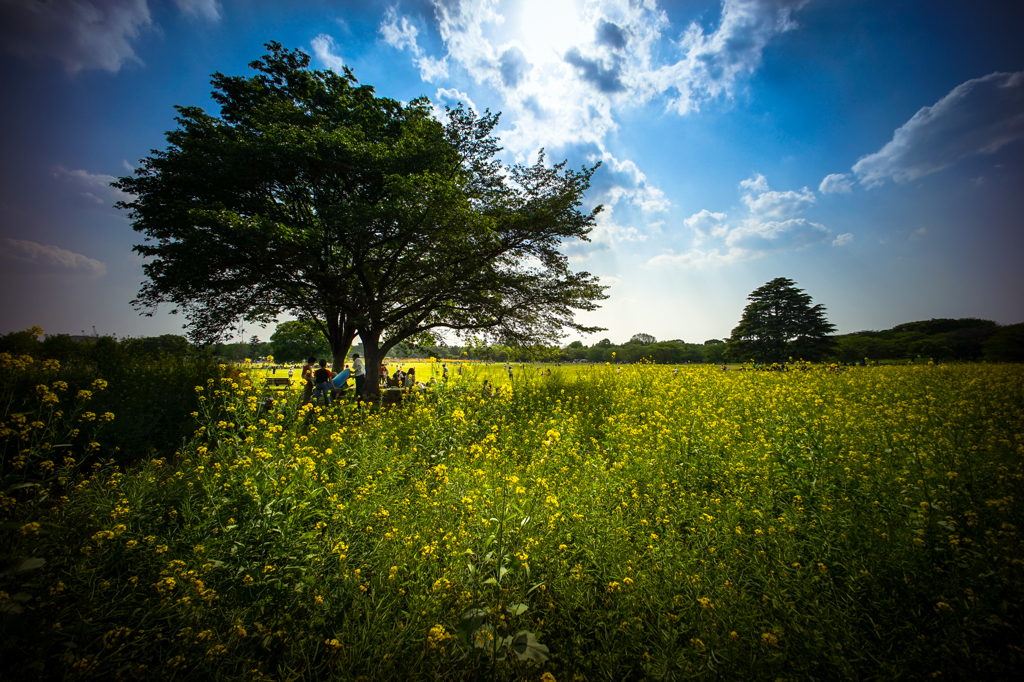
[832,319,1024,363]
[553,320,1024,365]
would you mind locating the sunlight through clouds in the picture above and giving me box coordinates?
[378,0,814,158]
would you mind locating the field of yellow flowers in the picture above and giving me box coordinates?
[2,356,1023,680]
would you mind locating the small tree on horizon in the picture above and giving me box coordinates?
[727,277,836,362]
[629,333,656,345]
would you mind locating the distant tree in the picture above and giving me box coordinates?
[703,338,724,345]
[270,320,331,362]
[629,333,656,345]
[727,277,836,362]
[126,334,192,357]
[702,342,727,364]
[983,323,1024,362]
[596,338,613,347]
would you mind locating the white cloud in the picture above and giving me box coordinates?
[910,227,927,240]
[0,0,152,72]
[0,238,106,277]
[684,209,728,245]
[0,0,222,73]
[380,7,420,52]
[379,8,449,82]
[819,172,853,194]
[311,34,346,73]
[562,203,645,261]
[417,54,450,82]
[54,165,132,205]
[852,71,1024,186]
[740,176,815,219]
[377,1,812,160]
[173,0,221,22]
[738,172,770,193]
[652,0,812,114]
[648,173,831,268]
[723,217,828,252]
[832,232,852,246]
[432,87,478,121]
[580,143,669,213]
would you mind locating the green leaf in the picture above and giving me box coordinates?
[510,630,550,663]
[16,557,45,572]
[457,607,488,646]
[507,603,528,616]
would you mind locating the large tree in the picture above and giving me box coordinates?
[727,277,836,362]
[116,43,606,395]
[269,320,332,362]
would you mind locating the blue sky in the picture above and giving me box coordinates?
[1,0,1022,345]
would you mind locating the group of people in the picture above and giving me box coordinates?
[379,365,419,389]
[299,352,363,406]
[300,353,426,406]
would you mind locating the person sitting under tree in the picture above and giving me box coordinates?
[300,356,316,404]
[351,353,365,399]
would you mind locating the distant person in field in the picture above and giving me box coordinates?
[404,368,417,388]
[351,353,365,398]
[300,356,315,403]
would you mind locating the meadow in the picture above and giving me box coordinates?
[2,357,1023,680]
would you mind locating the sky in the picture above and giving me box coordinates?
[1,0,1023,346]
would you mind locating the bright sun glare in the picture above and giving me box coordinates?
[512,0,587,64]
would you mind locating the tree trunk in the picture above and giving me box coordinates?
[325,310,357,373]
[359,328,382,400]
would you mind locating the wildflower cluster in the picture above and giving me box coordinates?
[1,361,1022,681]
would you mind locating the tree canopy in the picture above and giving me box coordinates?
[269,320,332,362]
[116,43,606,395]
[727,277,836,362]
[629,333,656,345]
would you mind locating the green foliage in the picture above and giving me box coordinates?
[984,322,1024,362]
[0,329,222,464]
[728,277,836,362]
[270,320,333,362]
[832,318,1011,363]
[628,333,656,345]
